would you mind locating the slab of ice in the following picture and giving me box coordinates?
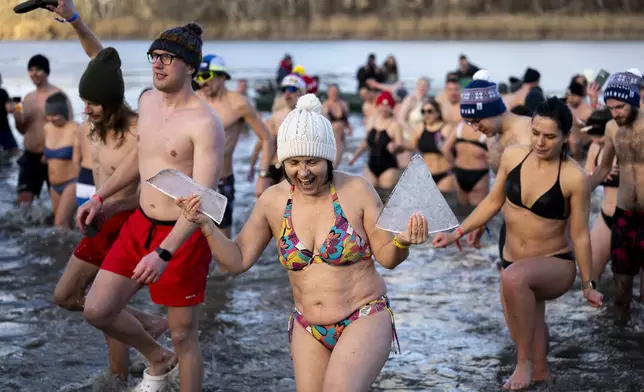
[146,169,228,224]
[376,154,460,234]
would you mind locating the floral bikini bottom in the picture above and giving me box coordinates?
[288,295,400,354]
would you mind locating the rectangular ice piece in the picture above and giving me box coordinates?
[146,169,228,224]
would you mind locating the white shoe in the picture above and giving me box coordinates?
[131,365,177,392]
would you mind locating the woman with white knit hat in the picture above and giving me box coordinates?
[176,94,428,390]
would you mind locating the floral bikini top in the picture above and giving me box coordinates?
[278,183,373,271]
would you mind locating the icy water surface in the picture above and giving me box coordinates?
[1,40,644,392]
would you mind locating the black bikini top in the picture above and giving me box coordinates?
[417,126,443,155]
[505,150,568,220]
[328,108,348,123]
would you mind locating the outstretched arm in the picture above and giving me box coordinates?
[456,147,513,234]
[49,0,103,59]
[196,190,274,274]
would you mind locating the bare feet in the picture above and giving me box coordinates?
[503,360,532,391]
[531,362,552,383]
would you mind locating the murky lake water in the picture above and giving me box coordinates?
[1,40,644,391]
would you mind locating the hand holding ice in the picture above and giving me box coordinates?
[146,169,228,224]
[376,155,460,234]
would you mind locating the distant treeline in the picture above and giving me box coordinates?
[2,0,644,40]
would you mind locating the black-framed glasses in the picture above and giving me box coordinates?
[147,52,179,66]
[421,108,435,114]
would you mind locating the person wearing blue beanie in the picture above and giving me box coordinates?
[603,71,641,110]
[459,70,532,173]
[459,70,534,259]
[589,68,644,325]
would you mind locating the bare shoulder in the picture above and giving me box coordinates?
[562,157,589,195]
[335,171,379,202]
[256,181,290,215]
[605,119,618,138]
[501,144,530,167]
[230,91,253,112]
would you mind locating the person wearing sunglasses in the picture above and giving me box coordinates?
[250,74,306,187]
[460,70,532,250]
[408,97,454,193]
[195,54,274,238]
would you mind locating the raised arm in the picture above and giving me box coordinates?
[49,0,104,59]
[396,96,413,129]
[589,123,616,190]
[159,114,225,254]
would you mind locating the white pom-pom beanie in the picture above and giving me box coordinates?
[277,94,337,163]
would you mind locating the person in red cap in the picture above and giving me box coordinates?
[292,65,319,94]
[349,91,406,190]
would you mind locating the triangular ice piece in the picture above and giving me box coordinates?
[376,154,459,234]
[146,169,228,224]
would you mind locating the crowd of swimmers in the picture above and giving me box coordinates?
[1,0,644,391]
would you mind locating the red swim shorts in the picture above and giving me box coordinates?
[73,210,134,267]
[101,207,212,307]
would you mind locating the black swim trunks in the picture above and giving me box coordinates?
[611,207,644,276]
[216,174,235,229]
[17,150,49,198]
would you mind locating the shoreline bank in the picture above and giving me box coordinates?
[2,13,644,41]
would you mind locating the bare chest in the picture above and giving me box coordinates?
[614,127,644,163]
[92,137,135,178]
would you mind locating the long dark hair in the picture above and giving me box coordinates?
[532,97,573,158]
[89,102,138,148]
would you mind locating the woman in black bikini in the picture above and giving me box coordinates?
[349,91,404,190]
[583,109,620,282]
[409,98,453,192]
[322,84,353,167]
[434,97,602,391]
[443,120,490,205]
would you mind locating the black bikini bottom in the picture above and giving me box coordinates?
[432,170,449,184]
[502,251,575,270]
[453,167,489,193]
[368,162,398,178]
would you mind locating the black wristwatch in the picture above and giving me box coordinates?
[582,280,596,290]
[258,169,270,178]
[155,247,173,262]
